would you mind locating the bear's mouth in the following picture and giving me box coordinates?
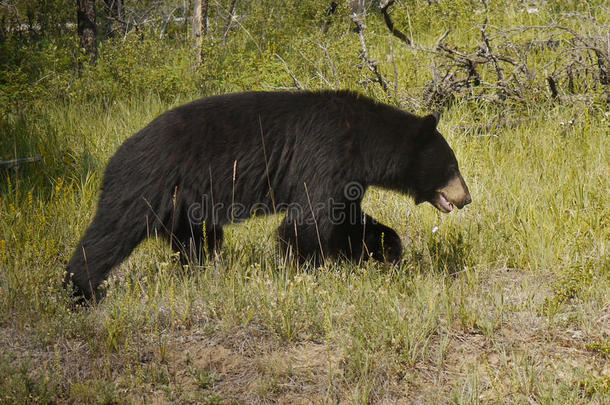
[429,173,472,213]
[433,191,454,213]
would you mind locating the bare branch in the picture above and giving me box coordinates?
[222,0,238,44]
[480,14,506,98]
[350,13,388,92]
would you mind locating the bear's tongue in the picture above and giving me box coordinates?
[439,193,454,212]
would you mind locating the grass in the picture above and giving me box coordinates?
[1,0,609,403]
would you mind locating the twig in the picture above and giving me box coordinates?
[303,182,325,264]
[222,0,238,44]
[275,54,304,90]
[316,41,339,88]
[389,35,398,101]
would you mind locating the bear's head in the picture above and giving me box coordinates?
[409,114,472,213]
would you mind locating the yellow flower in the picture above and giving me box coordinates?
[55,177,63,193]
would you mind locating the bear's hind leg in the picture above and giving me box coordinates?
[277,217,327,265]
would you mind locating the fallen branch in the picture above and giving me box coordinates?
[0,156,42,169]
[421,21,608,107]
[456,117,533,134]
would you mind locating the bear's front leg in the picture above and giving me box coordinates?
[357,214,403,263]
[276,215,402,265]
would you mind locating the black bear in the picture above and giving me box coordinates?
[65,90,471,301]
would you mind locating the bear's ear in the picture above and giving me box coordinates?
[423,112,440,130]
[415,113,440,145]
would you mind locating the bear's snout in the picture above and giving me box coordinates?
[461,192,472,208]
[434,174,471,212]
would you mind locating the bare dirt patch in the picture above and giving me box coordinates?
[162,325,343,404]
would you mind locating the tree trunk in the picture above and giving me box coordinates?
[193,0,208,65]
[77,0,97,64]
